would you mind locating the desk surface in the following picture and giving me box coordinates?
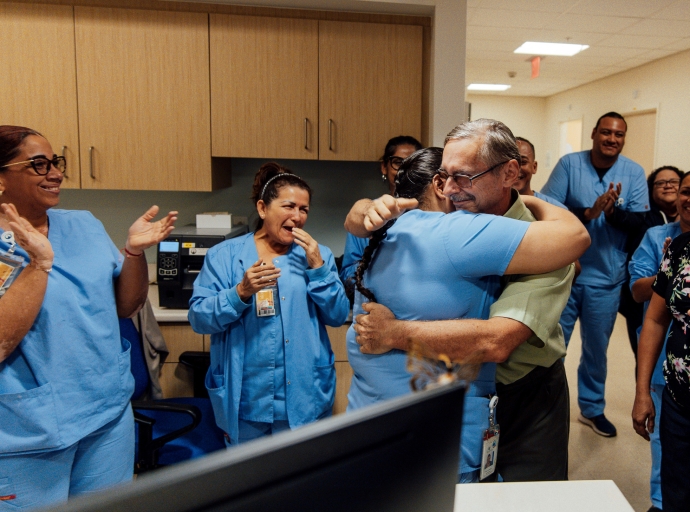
[454,480,633,512]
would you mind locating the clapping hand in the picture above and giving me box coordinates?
[1,203,53,270]
[126,206,177,254]
[292,227,323,268]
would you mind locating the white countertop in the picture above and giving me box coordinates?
[453,480,633,512]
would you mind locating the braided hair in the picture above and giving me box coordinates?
[355,147,444,303]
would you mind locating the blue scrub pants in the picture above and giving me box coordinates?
[0,405,134,511]
[560,282,621,418]
[649,382,664,509]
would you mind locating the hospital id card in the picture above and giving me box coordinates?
[480,425,499,480]
[0,232,25,297]
[256,287,277,317]
[480,395,500,480]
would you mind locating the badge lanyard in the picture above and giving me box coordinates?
[480,395,500,481]
[0,232,25,297]
[256,262,280,317]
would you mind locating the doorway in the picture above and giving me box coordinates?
[621,109,657,175]
[559,119,582,158]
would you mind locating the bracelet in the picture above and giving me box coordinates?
[123,247,144,258]
[31,261,52,273]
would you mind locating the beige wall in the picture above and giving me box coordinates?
[545,48,690,178]
[466,94,548,189]
[469,48,690,191]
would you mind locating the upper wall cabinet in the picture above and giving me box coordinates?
[0,3,81,189]
[74,7,213,191]
[210,18,423,161]
[210,15,319,160]
[319,21,423,162]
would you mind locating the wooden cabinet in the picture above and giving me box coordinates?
[158,323,207,398]
[327,323,352,415]
[74,7,215,191]
[318,21,423,161]
[210,15,319,160]
[0,2,81,188]
[211,18,422,161]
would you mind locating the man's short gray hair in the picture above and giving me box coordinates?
[444,119,520,169]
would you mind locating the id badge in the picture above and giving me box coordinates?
[0,232,25,298]
[480,396,500,480]
[256,287,277,317]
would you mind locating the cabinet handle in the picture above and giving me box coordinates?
[304,118,309,150]
[61,146,68,179]
[328,119,333,152]
[89,146,95,179]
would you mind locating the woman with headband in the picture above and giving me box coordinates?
[189,162,349,445]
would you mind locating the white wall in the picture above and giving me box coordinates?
[468,48,690,191]
[544,49,690,177]
[466,93,547,188]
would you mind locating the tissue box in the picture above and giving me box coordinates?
[196,212,232,229]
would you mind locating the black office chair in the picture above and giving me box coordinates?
[121,318,225,473]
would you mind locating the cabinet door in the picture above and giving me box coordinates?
[319,21,422,161]
[0,3,81,188]
[75,7,211,191]
[210,15,318,159]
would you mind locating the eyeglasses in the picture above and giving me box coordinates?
[653,178,681,189]
[0,155,66,176]
[437,160,510,188]
[387,156,405,171]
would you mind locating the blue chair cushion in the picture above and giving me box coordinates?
[135,397,226,465]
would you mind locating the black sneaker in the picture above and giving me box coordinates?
[578,413,617,437]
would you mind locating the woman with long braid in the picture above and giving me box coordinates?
[345,139,588,483]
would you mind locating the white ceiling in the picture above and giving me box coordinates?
[173,0,690,98]
[467,0,690,97]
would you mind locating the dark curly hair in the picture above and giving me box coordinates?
[250,162,312,231]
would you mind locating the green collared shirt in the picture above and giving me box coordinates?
[492,193,573,385]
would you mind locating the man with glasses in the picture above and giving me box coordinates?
[541,112,648,438]
[345,119,577,482]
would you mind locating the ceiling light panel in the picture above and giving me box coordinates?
[514,41,589,56]
[467,84,512,91]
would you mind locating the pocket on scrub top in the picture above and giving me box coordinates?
[118,338,135,402]
[312,362,336,416]
[459,395,490,473]
[0,478,19,509]
[205,368,229,433]
[0,382,61,454]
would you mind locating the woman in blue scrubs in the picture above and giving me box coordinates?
[189,162,349,446]
[0,126,177,510]
[339,136,422,302]
[347,144,589,482]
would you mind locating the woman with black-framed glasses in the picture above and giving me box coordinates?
[607,165,684,362]
[339,135,422,305]
[0,125,177,509]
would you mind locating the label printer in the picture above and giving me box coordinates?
[157,225,248,309]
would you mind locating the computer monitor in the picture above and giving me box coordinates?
[47,383,466,512]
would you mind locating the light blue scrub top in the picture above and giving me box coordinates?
[629,222,682,386]
[339,233,368,284]
[188,232,349,444]
[542,151,649,287]
[346,209,529,474]
[534,190,567,209]
[0,210,132,456]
